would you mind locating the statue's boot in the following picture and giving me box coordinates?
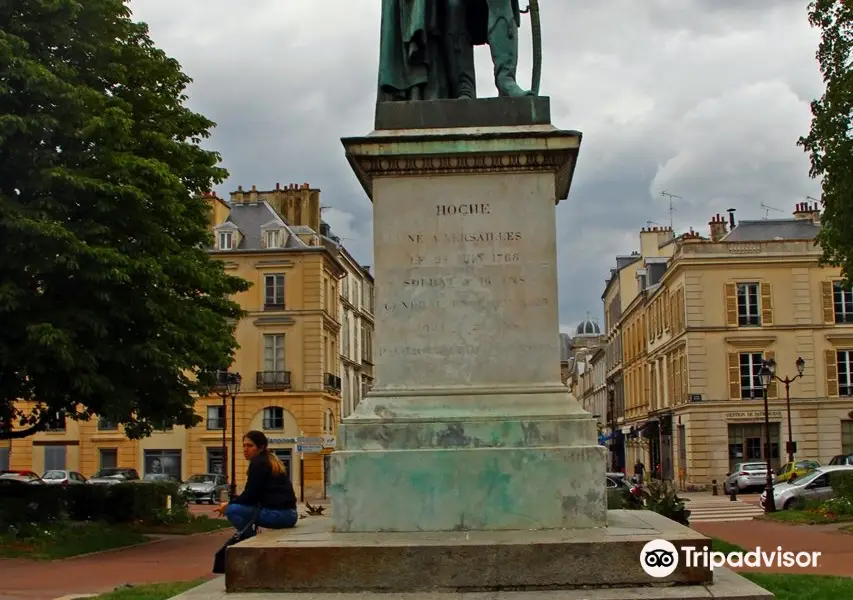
[446,0,477,99]
[487,12,533,97]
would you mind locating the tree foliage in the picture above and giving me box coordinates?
[799,0,853,286]
[0,0,250,439]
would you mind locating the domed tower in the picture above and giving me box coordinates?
[573,315,603,351]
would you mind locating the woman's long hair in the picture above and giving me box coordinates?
[244,430,287,476]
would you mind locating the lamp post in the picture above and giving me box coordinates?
[759,360,776,513]
[764,357,805,463]
[216,370,241,500]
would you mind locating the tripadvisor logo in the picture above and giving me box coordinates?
[640,539,821,578]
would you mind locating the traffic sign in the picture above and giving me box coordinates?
[297,444,324,453]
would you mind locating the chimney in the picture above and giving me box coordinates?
[727,208,736,229]
[709,213,728,241]
[794,201,820,222]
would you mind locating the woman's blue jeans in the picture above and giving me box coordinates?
[224,503,298,539]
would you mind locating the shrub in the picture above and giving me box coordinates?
[640,479,691,525]
[829,471,853,501]
[0,481,189,531]
[0,482,66,531]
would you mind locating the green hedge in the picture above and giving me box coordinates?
[0,482,189,531]
[829,471,853,500]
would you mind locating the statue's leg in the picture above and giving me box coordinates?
[485,0,532,97]
[445,0,476,99]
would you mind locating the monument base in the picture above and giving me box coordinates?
[220,511,773,599]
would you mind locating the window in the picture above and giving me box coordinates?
[265,230,280,248]
[100,448,118,469]
[834,282,853,324]
[44,446,67,470]
[342,313,350,356]
[206,405,224,430]
[263,407,284,430]
[737,283,760,326]
[97,417,117,431]
[218,231,233,250]
[207,448,225,475]
[264,334,285,373]
[323,409,334,434]
[144,450,181,479]
[42,411,66,432]
[264,274,285,309]
[0,448,8,471]
[842,421,853,454]
[739,352,764,399]
[839,351,853,396]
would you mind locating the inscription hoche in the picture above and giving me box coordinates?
[372,176,561,389]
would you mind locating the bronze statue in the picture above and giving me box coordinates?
[377,0,541,102]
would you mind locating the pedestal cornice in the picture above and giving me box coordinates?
[342,125,582,203]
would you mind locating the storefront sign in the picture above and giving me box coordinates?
[724,411,782,421]
[267,437,298,444]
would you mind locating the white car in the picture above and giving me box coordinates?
[760,465,853,510]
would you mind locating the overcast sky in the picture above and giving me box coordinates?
[129,0,824,334]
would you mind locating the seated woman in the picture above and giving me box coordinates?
[215,430,298,538]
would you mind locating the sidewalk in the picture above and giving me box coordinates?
[0,530,232,600]
[692,519,853,577]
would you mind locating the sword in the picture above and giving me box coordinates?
[520,0,542,95]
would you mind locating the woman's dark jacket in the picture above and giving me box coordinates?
[231,454,297,510]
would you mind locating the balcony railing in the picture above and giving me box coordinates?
[324,373,342,393]
[256,371,292,390]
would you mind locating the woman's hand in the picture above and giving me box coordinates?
[214,501,229,516]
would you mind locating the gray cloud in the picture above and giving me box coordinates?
[129,0,824,332]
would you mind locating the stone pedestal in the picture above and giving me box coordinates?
[330,97,607,533]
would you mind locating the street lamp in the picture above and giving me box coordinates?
[759,360,776,513]
[216,370,242,500]
[764,357,805,463]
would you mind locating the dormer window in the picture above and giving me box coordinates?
[265,230,280,248]
[218,231,233,250]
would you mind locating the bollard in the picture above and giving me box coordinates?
[166,494,172,512]
[711,479,718,496]
[730,486,737,502]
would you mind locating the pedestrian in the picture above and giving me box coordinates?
[634,459,645,484]
[214,430,299,538]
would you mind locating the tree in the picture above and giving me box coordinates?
[0,0,250,439]
[799,0,853,285]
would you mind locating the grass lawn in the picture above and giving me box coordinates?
[743,573,853,599]
[0,522,149,559]
[710,538,745,554]
[0,516,229,560]
[89,580,205,600]
[758,509,853,525]
[127,516,231,536]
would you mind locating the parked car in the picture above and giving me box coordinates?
[87,467,140,485]
[143,473,181,483]
[760,464,853,510]
[41,470,87,486]
[180,473,228,504]
[775,460,820,484]
[828,453,853,466]
[0,471,42,484]
[722,462,776,494]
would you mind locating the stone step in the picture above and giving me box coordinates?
[226,510,715,594]
[175,569,773,600]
